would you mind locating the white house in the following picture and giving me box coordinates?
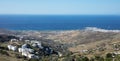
[22,51,29,57]
[21,50,38,59]
[19,48,34,53]
[18,48,22,53]
[32,42,43,49]
[28,54,35,59]
[7,45,17,51]
[18,43,40,59]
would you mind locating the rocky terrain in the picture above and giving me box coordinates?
[14,29,120,50]
[0,28,120,61]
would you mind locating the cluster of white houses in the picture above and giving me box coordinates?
[19,43,39,59]
[8,39,41,59]
[7,38,62,59]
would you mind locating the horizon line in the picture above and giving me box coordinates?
[0,14,120,16]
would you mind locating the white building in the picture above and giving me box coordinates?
[7,45,17,51]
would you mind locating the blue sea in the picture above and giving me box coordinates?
[0,15,120,30]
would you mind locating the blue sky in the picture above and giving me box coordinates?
[0,0,120,15]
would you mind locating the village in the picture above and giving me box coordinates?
[6,37,63,59]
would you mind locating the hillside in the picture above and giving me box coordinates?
[0,29,120,61]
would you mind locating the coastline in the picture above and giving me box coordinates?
[4,27,120,33]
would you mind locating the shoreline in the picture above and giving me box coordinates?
[3,27,120,33]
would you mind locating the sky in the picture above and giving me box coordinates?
[0,0,120,15]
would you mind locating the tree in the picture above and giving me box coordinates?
[106,53,113,58]
[82,56,89,61]
[90,57,94,61]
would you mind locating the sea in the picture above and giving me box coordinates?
[0,15,120,30]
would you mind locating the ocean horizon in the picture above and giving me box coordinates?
[0,15,120,30]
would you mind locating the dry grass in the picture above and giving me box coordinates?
[0,42,27,61]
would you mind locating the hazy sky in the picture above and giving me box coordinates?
[0,0,120,15]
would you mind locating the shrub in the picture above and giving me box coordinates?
[15,54,22,59]
[106,53,113,58]
[95,56,104,61]
[22,56,27,60]
[62,56,74,61]
[89,57,95,61]
[0,49,9,56]
[105,58,112,61]
[82,57,89,61]
[29,58,39,61]
[0,46,8,50]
